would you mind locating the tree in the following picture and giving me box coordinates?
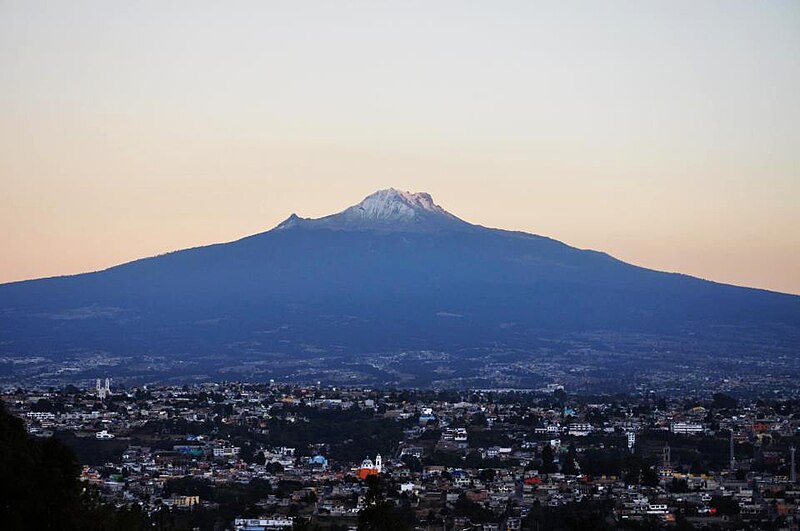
[669,478,688,493]
[31,398,54,412]
[0,402,149,530]
[561,445,578,475]
[674,514,697,531]
[292,517,321,531]
[1,401,82,529]
[478,468,496,482]
[641,465,659,487]
[266,461,285,474]
[358,475,408,531]
[712,393,737,410]
[452,495,495,524]
[401,454,422,473]
[540,444,557,474]
[470,412,487,427]
[690,459,706,475]
[64,384,81,395]
[710,495,739,516]
[553,389,567,404]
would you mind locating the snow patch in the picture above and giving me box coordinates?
[345,188,447,221]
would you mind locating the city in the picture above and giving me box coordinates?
[3,380,799,529]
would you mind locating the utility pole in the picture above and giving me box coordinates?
[730,429,735,470]
[791,445,796,483]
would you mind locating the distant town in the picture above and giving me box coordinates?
[4,380,800,530]
[3,337,800,398]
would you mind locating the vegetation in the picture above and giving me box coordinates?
[357,475,409,531]
[0,402,148,530]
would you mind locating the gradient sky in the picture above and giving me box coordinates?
[1,1,798,294]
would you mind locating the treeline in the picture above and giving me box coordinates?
[0,402,149,530]
[263,406,411,464]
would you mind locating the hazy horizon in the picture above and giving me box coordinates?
[2,1,798,294]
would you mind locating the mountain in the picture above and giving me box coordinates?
[1,188,799,383]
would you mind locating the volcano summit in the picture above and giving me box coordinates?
[276,188,473,232]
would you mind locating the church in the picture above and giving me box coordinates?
[355,453,382,480]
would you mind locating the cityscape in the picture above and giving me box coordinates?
[3,380,800,530]
[2,1,799,530]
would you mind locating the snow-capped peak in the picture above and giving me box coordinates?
[347,188,447,221]
[274,188,473,232]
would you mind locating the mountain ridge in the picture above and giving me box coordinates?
[2,188,796,299]
[0,188,798,374]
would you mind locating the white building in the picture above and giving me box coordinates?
[233,517,293,530]
[671,422,704,435]
[213,446,241,458]
[568,424,593,436]
[27,411,56,421]
[96,378,111,399]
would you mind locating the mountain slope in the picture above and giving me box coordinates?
[1,189,798,362]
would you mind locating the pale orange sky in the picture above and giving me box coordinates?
[1,1,799,294]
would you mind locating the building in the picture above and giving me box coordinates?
[213,446,240,459]
[233,517,293,531]
[27,411,56,422]
[172,495,200,507]
[568,423,593,436]
[670,422,704,435]
[356,454,382,480]
[307,455,328,468]
[96,378,111,400]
